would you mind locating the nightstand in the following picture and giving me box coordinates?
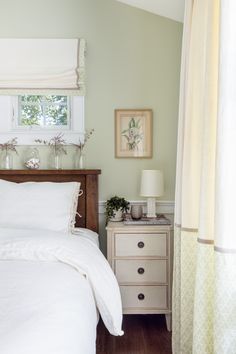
[106,221,172,331]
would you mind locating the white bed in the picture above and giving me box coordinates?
[0,175,123,354]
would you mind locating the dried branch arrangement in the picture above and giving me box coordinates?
[73,129,94,152]
[35,133,67,155]
[0,137,18,154]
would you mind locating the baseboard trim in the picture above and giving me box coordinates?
[99,200,174,215]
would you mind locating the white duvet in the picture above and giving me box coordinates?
[0,228,123,354]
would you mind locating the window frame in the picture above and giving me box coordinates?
[0,95,85,145]
[13,95,71,131]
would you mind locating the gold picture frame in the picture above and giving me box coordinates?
[115,109,152,158]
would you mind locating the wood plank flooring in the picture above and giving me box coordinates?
[96,314,172,354]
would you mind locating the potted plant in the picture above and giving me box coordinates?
[105,196,130,224]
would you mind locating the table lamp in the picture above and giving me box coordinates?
[140,170,164,218]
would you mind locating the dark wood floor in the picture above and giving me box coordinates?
[96,314,172,354]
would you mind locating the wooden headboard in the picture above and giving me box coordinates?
[0,169,101,233]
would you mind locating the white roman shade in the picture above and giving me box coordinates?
[0,38,86,95]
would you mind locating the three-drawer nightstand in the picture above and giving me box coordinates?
[106,221,172,331]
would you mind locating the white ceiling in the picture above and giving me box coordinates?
[116,0,185,23]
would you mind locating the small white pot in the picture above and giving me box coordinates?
[110,209,123,222]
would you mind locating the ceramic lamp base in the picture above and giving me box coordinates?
[146,197,156,218]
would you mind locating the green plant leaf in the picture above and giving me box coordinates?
[105,196,130,224]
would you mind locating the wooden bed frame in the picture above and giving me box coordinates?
[0,169,101,233]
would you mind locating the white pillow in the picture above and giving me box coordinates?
[0,179,81,233]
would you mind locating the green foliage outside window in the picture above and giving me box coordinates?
[19,95,69,127]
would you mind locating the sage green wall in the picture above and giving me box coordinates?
[0,0,182,202]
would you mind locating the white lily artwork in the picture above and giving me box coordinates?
[115,109,152,158]
[121,117,143,151]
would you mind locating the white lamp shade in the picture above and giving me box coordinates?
[140,170,164,197]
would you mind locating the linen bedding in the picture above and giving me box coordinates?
[0,179,81,232]
[0,227,123,354]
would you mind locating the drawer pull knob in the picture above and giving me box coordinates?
[137,241,145,248]
[137,267,145,274]
[138,293,145,301]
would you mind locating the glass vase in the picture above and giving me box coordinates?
[24,147,40,169]
[2,150,13,170]
[50,149,62,170]
[76,150,86,169]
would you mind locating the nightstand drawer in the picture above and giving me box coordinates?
[115,233,167,257]
[120,285,168,309]
[115,259,167,283]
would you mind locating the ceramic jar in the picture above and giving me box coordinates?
[130,205,143,220]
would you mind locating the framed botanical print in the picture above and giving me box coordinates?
[115,109,152,158]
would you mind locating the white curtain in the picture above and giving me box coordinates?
[0,38,86,95]
[173,0,236,353]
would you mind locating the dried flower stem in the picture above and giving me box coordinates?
[0,137,18,154]
[35,133,67,155]
[73,129,94,152]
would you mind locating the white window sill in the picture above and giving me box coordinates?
[0,131,84,145]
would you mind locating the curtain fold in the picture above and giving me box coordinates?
[173,0,236,353]
[0,38,86,95]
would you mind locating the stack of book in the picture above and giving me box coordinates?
[123,214,171,225]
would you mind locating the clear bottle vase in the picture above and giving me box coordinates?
[50,149,62,170]
[76,150,86,169]
[54,152,62,170]
[3,150,13,169]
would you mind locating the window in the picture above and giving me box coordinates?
[0,95,84,144]
[0,38,86,144]
[14,95,71,130]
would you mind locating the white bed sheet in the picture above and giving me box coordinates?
[0,261,97,354]
[0,227,123,354]
[73,227,99,247]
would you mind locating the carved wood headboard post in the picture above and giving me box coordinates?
[0,169,101,233]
